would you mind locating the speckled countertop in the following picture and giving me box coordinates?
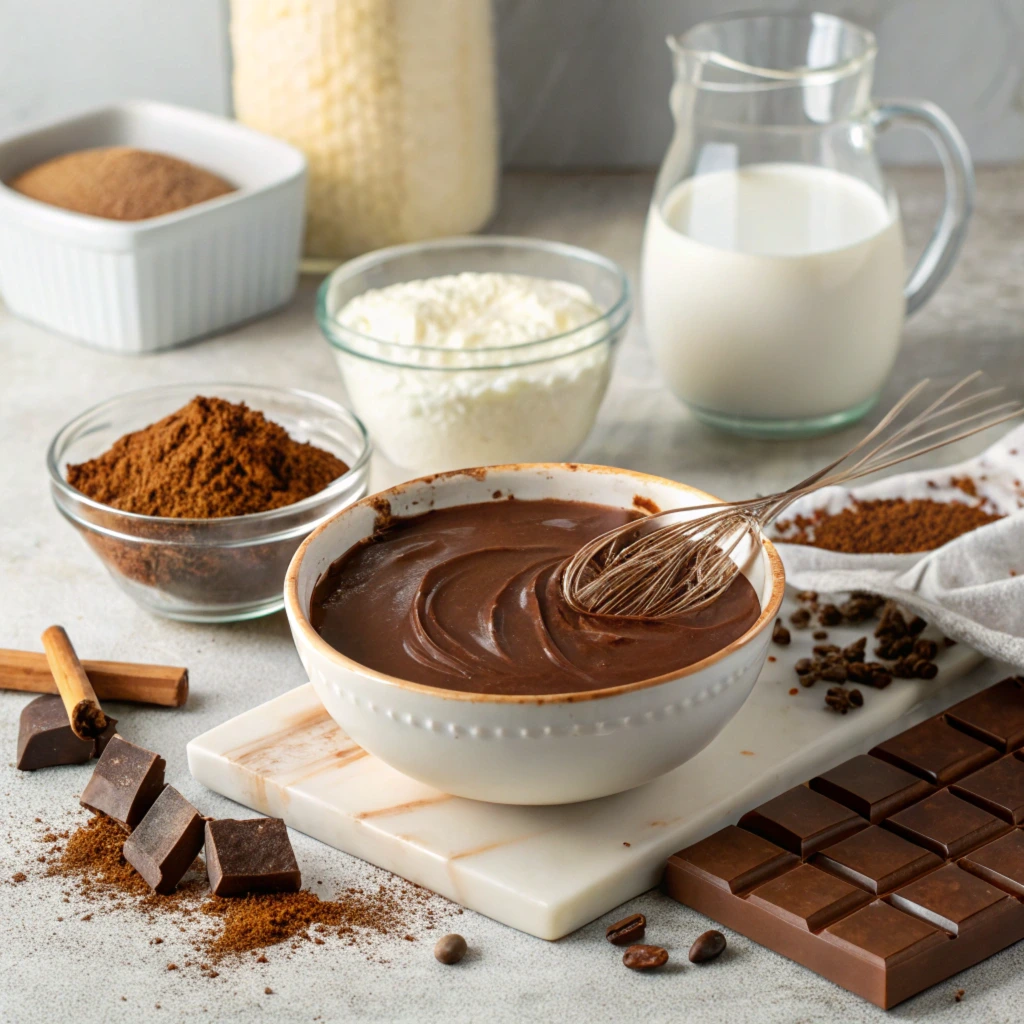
[1,168,1023,1024]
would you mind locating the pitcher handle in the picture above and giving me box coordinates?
[871,100,975,317]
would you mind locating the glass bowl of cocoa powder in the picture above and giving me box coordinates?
[47,384,371,622]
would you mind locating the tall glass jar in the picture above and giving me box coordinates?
[230,0,499,262]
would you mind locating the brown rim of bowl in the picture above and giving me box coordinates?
[284,462,786,705]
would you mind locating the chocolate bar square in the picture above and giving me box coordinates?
[810,754,935,823]
[951,755,1024,825]
[746,863,870,931]
[822,900,946,965]
[739,785,865,857]
[123,786,205,895]
[885,790,1010,859]
[813,824,942,895]
[946,677,1024,752]
[80,735,166,831]
[670,825,797,895]
[870,717,998,786]
[960,831,1024,898]
[205,817,301,897]
[889,863,1024,936]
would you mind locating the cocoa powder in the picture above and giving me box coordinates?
[67,396,349,519]
[776,496,1003,554]
[43,815,448,965]
[10,147,234,221]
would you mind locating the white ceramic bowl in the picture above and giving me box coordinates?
[0,100,305,353]
[285,464,785,805]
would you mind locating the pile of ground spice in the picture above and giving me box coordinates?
[9,147,234,221]
[66,396,349,518]
[776,497,1003,554]
[43,814,446,964]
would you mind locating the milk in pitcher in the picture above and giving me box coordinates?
[643,163,906,427]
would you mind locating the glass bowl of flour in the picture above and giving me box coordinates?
[316,236,631,473]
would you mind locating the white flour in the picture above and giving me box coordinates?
[333,273,614,472]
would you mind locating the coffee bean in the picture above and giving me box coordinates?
[913,638,938,660]
[434,934,467,965]
[848,688,864,707]
[915,660,939,680]
[789,608,811,628]
[796,590,818,604]
[689,929,727,964]
[794,658,814,675]
[622,944,668,970]
[772,619,791,645]
[812,629,829,641]
[605,913,645,946]
[907,615,927,636]
[818,604,842,626]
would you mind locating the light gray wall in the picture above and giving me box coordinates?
[0,0,1021,167]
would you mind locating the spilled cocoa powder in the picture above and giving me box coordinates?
[776,496,1003,554]
[42,815,450,965]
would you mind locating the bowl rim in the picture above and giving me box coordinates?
[285,462,786,705]
[46,382,372,527]
[316,235,632,369]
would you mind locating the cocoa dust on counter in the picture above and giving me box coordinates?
[41,814,447,965]
[775,495,1002,554]
[67,396,349,519]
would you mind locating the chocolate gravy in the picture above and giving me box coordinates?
[310,499,761,696]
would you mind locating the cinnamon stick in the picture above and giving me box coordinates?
[0,649,188,708]
[41,626,109,740]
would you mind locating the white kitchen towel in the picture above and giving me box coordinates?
[773,423,1024,669]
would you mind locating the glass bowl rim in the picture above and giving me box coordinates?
[316,235,632,369]
[47,382,372,529]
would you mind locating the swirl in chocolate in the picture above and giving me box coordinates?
[310,499,761,696]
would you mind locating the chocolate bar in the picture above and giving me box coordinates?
[665,677,1024,1008]
[205,817,301,897]
[123,785,205,894]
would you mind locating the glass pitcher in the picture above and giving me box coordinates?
[641,12,973,437]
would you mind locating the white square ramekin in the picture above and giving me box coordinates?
[0,100,306,353]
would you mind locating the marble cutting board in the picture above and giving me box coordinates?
[188,607,1003,941]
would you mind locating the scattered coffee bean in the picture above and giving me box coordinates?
[772,619,791,646]
[820,663,847,683]
[818,603,842,626]
[842,637,866,662]
[848,688,864,707]
[794,658,813,675]
[605,913,646,946]
[954,988,965,1002]
[812,630,829,641]
[796,590,818,604]
[689,929,727,964]
[434,934,468,965]
[915,660,939,680]
[789,608,811,628]
[913,638,938,661]
[622,944,669,970]
[825,686,862,715]
[907,615,927,636]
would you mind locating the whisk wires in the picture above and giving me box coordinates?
[562,374,1021,620]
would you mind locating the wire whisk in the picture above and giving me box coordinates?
[561,374,1022,620]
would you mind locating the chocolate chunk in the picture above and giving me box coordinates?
[123,786,205,894]
[889,863,1019,936]
[80,735,165,830]
[205,817,301,897]
[673,825,797,895]
[17,695,92,770]
[605,913,645,946]
[622,944,668,970]
[688,929,727,963]
[433,933,467,965]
